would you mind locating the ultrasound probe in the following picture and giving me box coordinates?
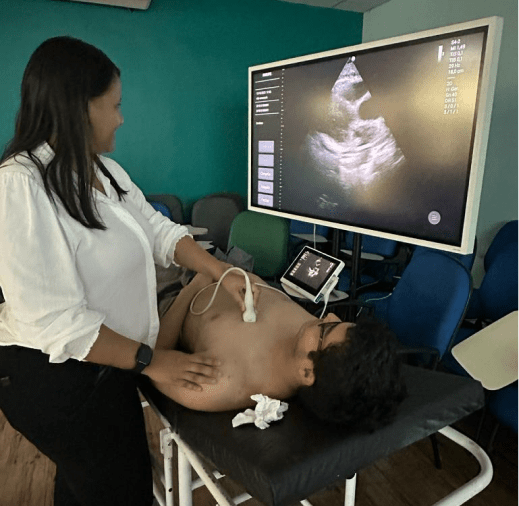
[190,267,258,322]
[241,273,256,322]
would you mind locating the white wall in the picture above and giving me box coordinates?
[363,0,518,285]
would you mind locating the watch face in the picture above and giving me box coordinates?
[135,344,153,372]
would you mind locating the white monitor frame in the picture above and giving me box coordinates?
[248,17,503,254]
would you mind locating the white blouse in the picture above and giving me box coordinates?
[0,143,190,363]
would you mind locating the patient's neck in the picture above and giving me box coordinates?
[263,313,318,397]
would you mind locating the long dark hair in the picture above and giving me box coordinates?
[1,36,127,229]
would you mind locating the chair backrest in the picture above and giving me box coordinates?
[228,211,290,278]
[478,242,518,322]
[484,220,518,271]
[146,194,185,224]
[342,232,399,258]
[191,193,244,252]
[412,241,477,272]
[149,201,172,219]
[289,219,330,239]
[387,250,472,359]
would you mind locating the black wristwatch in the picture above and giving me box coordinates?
[133,343,153,374]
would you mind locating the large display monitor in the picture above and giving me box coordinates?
[248,17,503,254]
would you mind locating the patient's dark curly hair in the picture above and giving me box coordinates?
[297,317,407,432]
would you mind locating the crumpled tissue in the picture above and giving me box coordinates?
[232,394,289,429]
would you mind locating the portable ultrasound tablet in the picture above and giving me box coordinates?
[281,246,345,303]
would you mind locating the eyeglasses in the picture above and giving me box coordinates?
[317,321,342,352]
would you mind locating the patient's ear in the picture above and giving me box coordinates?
[298,365,315,386]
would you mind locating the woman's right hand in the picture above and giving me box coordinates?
[143,348,221,392]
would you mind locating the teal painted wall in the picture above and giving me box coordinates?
[0,0,362,210]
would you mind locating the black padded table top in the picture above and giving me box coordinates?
[142,366,484,506]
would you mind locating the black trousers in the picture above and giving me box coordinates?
[0,345,153,506]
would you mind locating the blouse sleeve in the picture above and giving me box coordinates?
[0,170,105,363]
[101,157,191,268]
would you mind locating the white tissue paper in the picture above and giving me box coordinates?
[232,394,289,429]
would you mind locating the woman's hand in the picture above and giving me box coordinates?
[172,238,260,314]
[143,348,221,392]
[218,263,260,312]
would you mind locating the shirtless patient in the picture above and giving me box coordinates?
[153,271,406,431]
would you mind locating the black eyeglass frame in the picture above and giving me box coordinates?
[317,321,342,352]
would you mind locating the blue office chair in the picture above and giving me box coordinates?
[412,238,478,272]
[442,223,518,375]
[356,240,475,322]
[289,219,330,242]
[149,201,172,219]
[337,249,472,370]
[465,221,518,320]
[487,382,518,449]
[483,219,518,272]
[146,194,185,224]
[338,232,410,296]
[342,232,400,258]
[439,221,518,450]
[382,250,472,368]
[372,249,472,470]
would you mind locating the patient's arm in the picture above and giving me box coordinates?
[153,374,254,412]
[155,273,212,350]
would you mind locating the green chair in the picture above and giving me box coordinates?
[227,211,290,279]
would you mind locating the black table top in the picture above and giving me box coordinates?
[142,365,484,506]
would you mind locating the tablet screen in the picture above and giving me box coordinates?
[282,247,343,297]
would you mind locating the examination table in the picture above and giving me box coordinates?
[140,365,492,506]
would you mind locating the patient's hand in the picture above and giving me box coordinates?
[143,348,221,392]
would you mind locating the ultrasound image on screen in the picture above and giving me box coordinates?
[294,58,406,209]
[288,250,336,293]
[251,29,488,247]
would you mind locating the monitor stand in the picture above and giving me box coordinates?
[331,228,363,322]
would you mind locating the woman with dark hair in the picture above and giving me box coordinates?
[0,36,253,506]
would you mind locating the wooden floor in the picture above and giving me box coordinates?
[0,405,516,506]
